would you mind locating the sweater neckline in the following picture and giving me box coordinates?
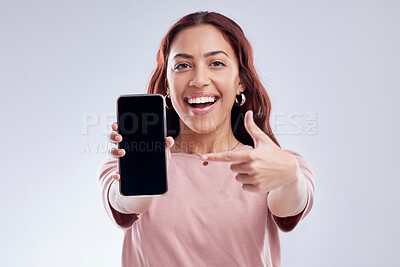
[171,144,253,159]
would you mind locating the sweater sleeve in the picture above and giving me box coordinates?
[271,149,315,232]
[97,157,139,230]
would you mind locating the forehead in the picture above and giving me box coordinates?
[168,24,236,60]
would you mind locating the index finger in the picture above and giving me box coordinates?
[112,122,118,132]
[201,150,250,162]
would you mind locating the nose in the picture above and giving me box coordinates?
[188,65,210,88]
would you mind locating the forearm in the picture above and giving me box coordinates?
[109,180,154,214]
[267,159,308,217]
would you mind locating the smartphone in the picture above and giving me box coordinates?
[116,94,168,196]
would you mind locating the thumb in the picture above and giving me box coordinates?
[165,136,174,170]
[244,110,270,147]
[165,136,175,150]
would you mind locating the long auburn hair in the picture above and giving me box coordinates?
[147,11,280,148]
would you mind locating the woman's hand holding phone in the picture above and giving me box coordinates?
[108,122,174,181]
[107,121,174,214]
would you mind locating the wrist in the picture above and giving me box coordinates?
[283,152,300,186]
[270,154,307,200]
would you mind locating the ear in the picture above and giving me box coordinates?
[236,82,246,95]
[165,79,169,93]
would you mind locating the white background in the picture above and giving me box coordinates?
[0,0,399,266]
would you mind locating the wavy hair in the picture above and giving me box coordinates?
[147,11,280,148]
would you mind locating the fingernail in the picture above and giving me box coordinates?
[118,150,123,154]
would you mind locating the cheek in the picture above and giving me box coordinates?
[214,77,239,100]
[169,75,189,93]
[214,71,240,88]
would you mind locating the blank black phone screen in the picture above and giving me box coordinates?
[117,94,167,196]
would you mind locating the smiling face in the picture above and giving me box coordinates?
[166,24,245,137]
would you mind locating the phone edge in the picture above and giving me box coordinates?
[116,93,169,198]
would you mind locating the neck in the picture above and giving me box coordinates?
[171,119,242,155]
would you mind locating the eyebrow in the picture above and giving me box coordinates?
[172,50,229,60]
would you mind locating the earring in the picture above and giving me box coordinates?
[165,93,174,109]
[234,92,246,106]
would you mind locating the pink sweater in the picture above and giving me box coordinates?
[97,145,315,267]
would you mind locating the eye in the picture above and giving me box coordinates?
[175,63,191,70]
[210,61,226,67]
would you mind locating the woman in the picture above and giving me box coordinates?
[98,11,315,267]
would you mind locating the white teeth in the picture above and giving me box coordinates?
[187,96,216,104]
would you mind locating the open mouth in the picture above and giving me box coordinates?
[184,97,220,109]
